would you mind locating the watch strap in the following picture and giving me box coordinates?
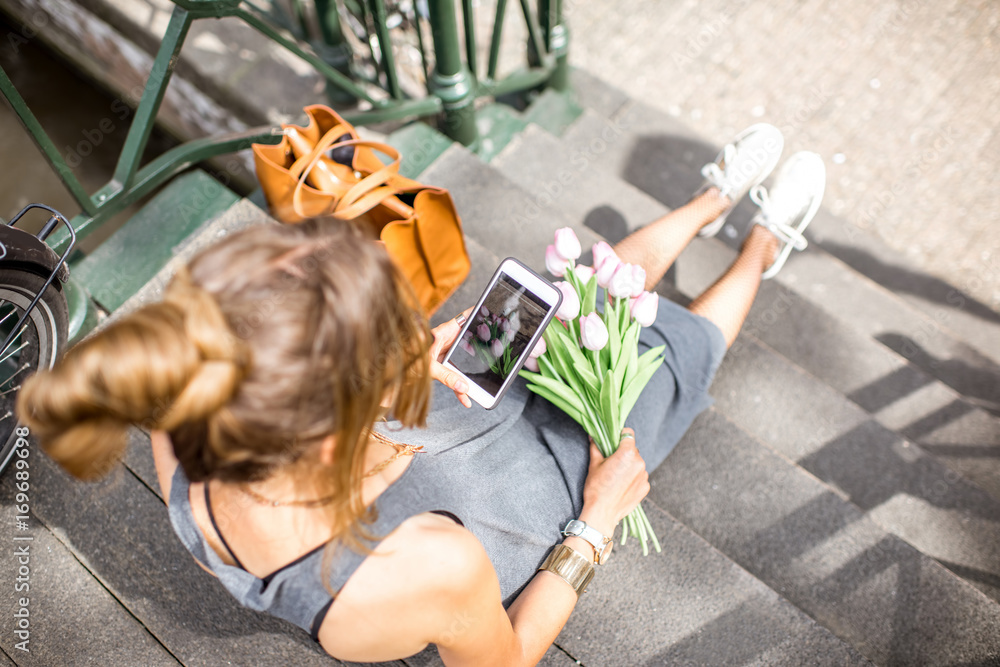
[538,544,595,596]
[562,519,612,564]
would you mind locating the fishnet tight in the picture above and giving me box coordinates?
[613,190,778,348]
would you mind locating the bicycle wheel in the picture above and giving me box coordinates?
[0,269,68,473]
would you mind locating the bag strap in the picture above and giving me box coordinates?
[332,185,401,220]
[286,123,354,181]
[332,140,403,210]
[293,138,404,220]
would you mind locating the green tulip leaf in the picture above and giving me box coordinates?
[620,355,664,422]
[537,354,562,382]
[582,276,598,317]
[523,380,585,427]
[573,359,600,396]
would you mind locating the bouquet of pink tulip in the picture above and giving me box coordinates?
[520,228,664,554]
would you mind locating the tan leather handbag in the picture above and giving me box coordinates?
[252,105,470,316]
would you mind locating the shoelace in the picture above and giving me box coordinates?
[700,144,738,199]
[750,185,809,251]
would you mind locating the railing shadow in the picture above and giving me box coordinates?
[817,240,1000,327]
[877,332,1000,415]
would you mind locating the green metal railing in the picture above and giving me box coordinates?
[0,0,569,336]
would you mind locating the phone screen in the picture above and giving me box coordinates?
[449,274,551,396]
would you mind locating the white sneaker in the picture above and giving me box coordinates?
[750,151,826,280]
[698,123,784,238]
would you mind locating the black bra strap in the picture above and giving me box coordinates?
[429,510,464,527]
[204,483,247,570]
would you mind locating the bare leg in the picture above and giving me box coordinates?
[613,190,728,291]
[688,225,778,347]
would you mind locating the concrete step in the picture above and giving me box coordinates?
[653,408,1000,665]
[806,199,1000,368]
[564,100,1000,416]
[713,335,1000,604]
[494,124,665,243]
[22,439,344,666]
[418,144,605,277]
[568,68,631,121]
[105,198,274,325]
[0,471,178,666]
[71,169,240,315]
[521,88,585,138]
[483,119,1000,602]
[669,235,1000,503]
[560,502,868,666]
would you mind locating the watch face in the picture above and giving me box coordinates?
[598,540,613,565]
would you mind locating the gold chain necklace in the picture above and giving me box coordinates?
[239,432,423,508]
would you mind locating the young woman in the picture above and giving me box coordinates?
[18,125,824,665]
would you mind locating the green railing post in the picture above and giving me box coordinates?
[113,6,192,190]
[539,0,569,91]
[371,0,403,99]
[426,0,478,147]
[313,0,356,104]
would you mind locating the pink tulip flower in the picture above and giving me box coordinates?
[631,291,659,327]
[523,356,539,372]
[574,264,595,282]
[528,336,547,358]
[592,241,616,272]
[630,264,647,297]
[579,313,609,351]
[491,339,504,358]
[595,256,620,289]
[553,227,582,261]
[477,323,491,341]
[554,281,580,320]
[545,244,571,277]
[608,262,635,299]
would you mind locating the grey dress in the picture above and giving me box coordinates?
[167,295,727,641]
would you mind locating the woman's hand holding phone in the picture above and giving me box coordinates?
[429,308,474,408]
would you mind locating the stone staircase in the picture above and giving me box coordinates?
[2,70,999,666]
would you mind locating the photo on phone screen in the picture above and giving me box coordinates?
[448,274,551,397]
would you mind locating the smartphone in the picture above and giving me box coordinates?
[443,258,563,409]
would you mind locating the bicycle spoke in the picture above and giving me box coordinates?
[0,384,21,398]
[0,334,29,366]
[0,362,30,390]
[0,303,17,328]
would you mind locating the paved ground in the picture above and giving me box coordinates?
[567,0,1000,313]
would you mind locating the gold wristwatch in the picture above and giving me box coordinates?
[538,544,595,596]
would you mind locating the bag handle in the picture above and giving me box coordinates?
[286,122,354,181]
[293,138,405,220]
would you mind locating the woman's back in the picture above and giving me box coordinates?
[163,379,583,653]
